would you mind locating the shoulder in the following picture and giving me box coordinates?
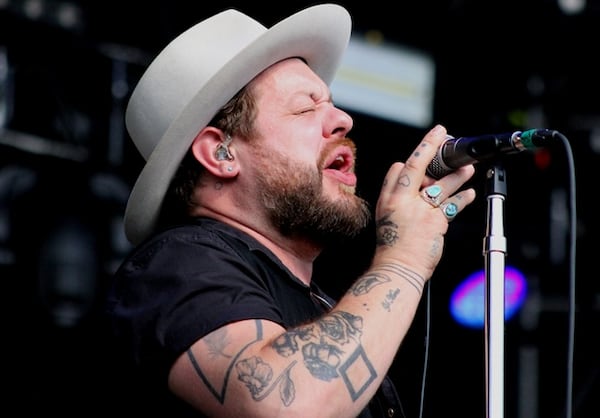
[115,218,277,278]
[127,219,244,259]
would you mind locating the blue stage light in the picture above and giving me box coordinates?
[450,266,527,328]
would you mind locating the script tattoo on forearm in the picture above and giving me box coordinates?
[382,288,400,311]
[271,311,377,402]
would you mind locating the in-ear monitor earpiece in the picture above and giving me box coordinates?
[215,134,234,161]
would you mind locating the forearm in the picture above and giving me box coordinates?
[323,260,426,406]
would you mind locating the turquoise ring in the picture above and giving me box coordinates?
[440,202,458,221]
[422,184,442,207]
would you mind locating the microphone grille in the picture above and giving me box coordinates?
[426,154,447,180]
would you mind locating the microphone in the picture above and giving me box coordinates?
[426,128,558,179]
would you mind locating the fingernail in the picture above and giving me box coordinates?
[431,124,445,134]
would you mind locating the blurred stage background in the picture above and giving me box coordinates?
[0,0,597,416]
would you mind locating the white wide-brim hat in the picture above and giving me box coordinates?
[124,4,352,245]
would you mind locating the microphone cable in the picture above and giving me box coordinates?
[556,130,576,418]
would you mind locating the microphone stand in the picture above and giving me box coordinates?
[483,163,507,418]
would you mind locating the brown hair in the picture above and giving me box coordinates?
[156,84,257,229]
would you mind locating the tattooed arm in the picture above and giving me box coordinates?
[168,125,476,417]
[167,265,427,418]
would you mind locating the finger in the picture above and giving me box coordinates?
[436,164,476,189]
[440,201,459,221]
[438,188,477,221]
[400,124,449,190]
[419,164,475,206]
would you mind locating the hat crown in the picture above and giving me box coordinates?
[126,10,266,161]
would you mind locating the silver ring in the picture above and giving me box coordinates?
[421,184,442,207]
[440,202,458,221]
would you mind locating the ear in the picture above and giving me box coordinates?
[190,127,239,178]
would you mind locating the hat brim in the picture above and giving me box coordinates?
[124,4,351,245]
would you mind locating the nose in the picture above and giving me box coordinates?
[325,105,353,138]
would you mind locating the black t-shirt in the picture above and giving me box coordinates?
[106,217,405,417]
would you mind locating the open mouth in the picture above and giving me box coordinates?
[324,146,353,171]
[323,146,356,186]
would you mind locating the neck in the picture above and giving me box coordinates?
[195,208,321,285]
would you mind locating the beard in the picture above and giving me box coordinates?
[253,140,371,246]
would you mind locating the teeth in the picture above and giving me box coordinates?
[335,156,344,162]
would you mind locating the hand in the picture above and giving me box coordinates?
[372,124,476,280]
